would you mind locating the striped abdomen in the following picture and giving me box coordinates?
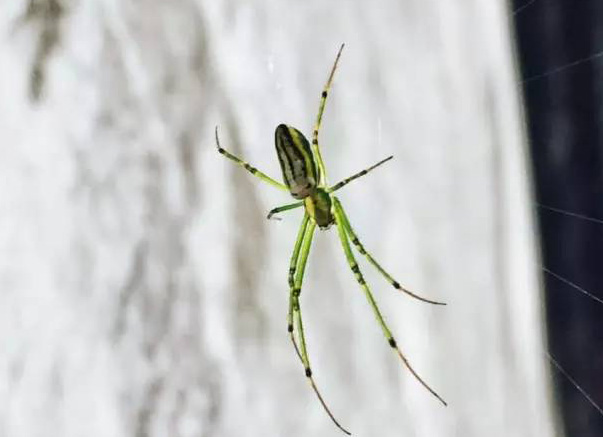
[275,124,318,199]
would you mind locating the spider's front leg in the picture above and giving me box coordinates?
[287,213,310,354]
[289,217,316,368]
[332,197,447,406]
[332,197,446,305]
[286,213,350,435]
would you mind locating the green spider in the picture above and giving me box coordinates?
[215,44,446,435]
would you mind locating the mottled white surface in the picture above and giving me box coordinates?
[0,1,558,436]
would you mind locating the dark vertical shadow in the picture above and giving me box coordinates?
[512,1,603,436]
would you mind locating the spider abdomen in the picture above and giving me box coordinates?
[275,124,318,199]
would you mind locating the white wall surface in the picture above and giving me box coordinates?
[0,1,559,436]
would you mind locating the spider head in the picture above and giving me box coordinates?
[304,188,334,230]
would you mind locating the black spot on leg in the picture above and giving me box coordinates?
[392,281,401,289]
[288,323,293,332]
[322,91,327,98]
[351,264,360,274]
[217,148,226,155]
[389,338,397,348]
[351,238,359,245]
[358,277,366,285]
[244,163,257,173]
[313,130,318,137]
[312,139,318,145]
[305,368,312,377]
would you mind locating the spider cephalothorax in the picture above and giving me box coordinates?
[303,187,333,229]
[215,44,446,435]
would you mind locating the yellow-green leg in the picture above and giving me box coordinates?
[290,219,315,371]
[287,216,351,435]
[312,44,345,186]
[215,126,288,191]
[329,155,394,193]
[287,213,310,338]
[267,201,304,220]
[333,198,446,306]
[333,200,447,406]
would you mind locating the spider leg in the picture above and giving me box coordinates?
[267,201,304,221]
[312,44,345,186]
[329,156,394,193]
[333,200,447,406]
[287,215,351,435]
[333,198,446,306]
[215,126,288,191]
[289,218,315,365]
[287,213,310,347]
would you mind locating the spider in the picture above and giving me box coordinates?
[215,44,446,435]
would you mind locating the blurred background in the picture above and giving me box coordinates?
[513,1,603,436]
[2,0,600,436]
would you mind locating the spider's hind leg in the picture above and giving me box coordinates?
[333,198,446,306]
[215,126,288,191]
[311,44,345,185]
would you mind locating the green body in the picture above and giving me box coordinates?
[275,124,318,199]
[215,44,446,435]
[275,123,334,228]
